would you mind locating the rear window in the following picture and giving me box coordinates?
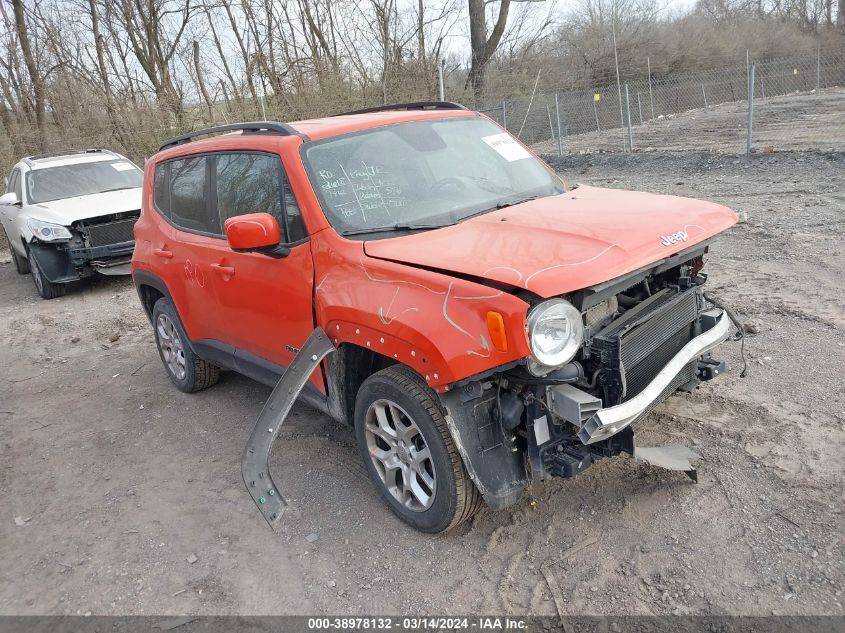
[169,157,215,233]
[25,159,142,204]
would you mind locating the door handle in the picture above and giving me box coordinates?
[210,263,235,277]
[154,247,173,259]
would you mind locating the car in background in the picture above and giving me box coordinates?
[0,149,143,299]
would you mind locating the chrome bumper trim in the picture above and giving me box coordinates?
[578,310,731,444]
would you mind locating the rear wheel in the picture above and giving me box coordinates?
[28,247,66,299]
[354,364,482,533]
[152,297,219,393]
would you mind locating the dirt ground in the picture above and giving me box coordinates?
[1,150,843,617]
[533,88,845,154]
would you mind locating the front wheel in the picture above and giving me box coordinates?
[354,364,482,533]
[28,247,66,299]
[2,228,29,274]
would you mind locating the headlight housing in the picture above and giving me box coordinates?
[527,298,584,375]
[26,218,72,242]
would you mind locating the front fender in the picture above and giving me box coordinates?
[313,244,532,390]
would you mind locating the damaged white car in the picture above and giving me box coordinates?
[0,149,142,299]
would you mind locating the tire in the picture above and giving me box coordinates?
[2,229,29,274]
[11,246,30,275]
[152,297,220,393]
[28,247,66,299]
[354,364,482,533]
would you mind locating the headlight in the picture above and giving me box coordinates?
[527,299,584,374]
[26,218,72,242]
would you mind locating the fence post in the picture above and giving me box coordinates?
[637,91,643,125]
[612,17,626,151]
[701,83,708,108]
[647,55,655,119]
[624,83,634,151]
[501,100,507,130]
[554,93,563,156]
[546,103,555,147]
[816,47,821,91]
[746,64,755,155]
[593,96,600,132]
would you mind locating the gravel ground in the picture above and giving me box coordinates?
[0,150,843,617]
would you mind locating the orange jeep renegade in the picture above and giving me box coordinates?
[132,102,739,533]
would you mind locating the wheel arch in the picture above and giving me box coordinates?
[132,269,173,323]
[324,340,400,424]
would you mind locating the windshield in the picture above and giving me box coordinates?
[303,117,564,236]
[26,159,142,204]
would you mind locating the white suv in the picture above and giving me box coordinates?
[0,149,143,298]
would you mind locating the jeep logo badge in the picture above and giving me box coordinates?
[661,230,689,246]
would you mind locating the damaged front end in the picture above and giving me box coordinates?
[443,248,739,508]
[27,211,139,283]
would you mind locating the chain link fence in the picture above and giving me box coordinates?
[485,49,845,155]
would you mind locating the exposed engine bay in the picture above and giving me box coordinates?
[28,211,139,282]
[483,243,737,484]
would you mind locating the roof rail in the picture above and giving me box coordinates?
[159,121,304,152]
[25,149,108,163]
[332,101,468,117]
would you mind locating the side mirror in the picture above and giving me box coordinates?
[224,212,283,252]
[0,192,20,206]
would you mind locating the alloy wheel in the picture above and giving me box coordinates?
[30,256,43,294]
[364,399,436,512]
[156,313,186,380]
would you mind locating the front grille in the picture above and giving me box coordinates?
[592,287,700,405]
[81,217,138,247]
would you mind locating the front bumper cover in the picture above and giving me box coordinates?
[29,238,135,283]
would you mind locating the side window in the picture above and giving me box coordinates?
[169,156,217,234]
[215,153,307,243]
[153,163,170,218]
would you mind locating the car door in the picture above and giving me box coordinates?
[210,151,316,383]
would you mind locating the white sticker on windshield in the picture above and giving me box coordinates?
[111,162,136,171]
[481,133,532,162]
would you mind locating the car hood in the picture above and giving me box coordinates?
[363,185,738,298]
[29,188,142,225]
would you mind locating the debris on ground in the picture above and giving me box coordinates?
[744,320,764,334]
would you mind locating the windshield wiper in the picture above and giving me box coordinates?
[458,195,542,222]
[341,222,450,237]
[99,186,136,193]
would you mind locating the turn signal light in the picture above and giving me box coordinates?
[486,311,508,352]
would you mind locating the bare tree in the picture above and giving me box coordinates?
[467,0,512,104]
[11,0,46,149]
